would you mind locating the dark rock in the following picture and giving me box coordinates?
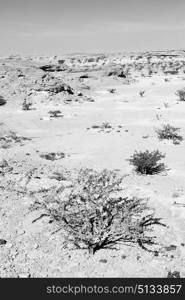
[79,74,89,79]
[0,239,7,245]
[0,96,6,106]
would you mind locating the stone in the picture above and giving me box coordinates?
[0,239,7,245]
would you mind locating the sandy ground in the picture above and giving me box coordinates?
[0,52,185,277]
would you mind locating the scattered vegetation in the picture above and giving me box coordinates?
[89,122,112,131]
[156,124,183,144]
[139,90,145,97]
[108,88,116,93]
[22,99,33,111]
[100,122,112,129]
[176,88,185,101]
[31,169,164,254]
[48,110,63,118]
[108,69,127,78]
[40,152,65,161]
[128,150,166,175]
[87,122,124,134]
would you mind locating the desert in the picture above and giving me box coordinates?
[0,50,185,277]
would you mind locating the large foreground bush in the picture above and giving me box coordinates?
[34,169,164,254]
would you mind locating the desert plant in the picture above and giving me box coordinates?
[34,169,164,254]
[48,110,63,118]
[176,88,185,101]
[101,122,112,129]
[22,99,32,111]
[139,90,145,97]
[40,152,65,161]
[108,88,116,93]
[156,124,183,144]
[128,150,166,175]
[91,122,112,130]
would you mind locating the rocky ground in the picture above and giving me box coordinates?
[1,50,185,277]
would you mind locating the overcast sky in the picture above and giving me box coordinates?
[0,0,185,55]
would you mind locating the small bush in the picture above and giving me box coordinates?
[176,88,185,101]
[91,122,112,130]
[139,90,145,97]
[108,88,116,93]
[101,122,112,129]
[156,124,183,144]
[129,150,166,175]
[48,110,63,118]
[40,152,65,161]
[22,99,32,111]
[36,169,164,254]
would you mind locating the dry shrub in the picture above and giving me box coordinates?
[129,150,166,175]
[156,124,183,144]
[176,88,185,101]
[33,169,164,254]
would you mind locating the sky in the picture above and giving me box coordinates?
[0,0,185,55]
